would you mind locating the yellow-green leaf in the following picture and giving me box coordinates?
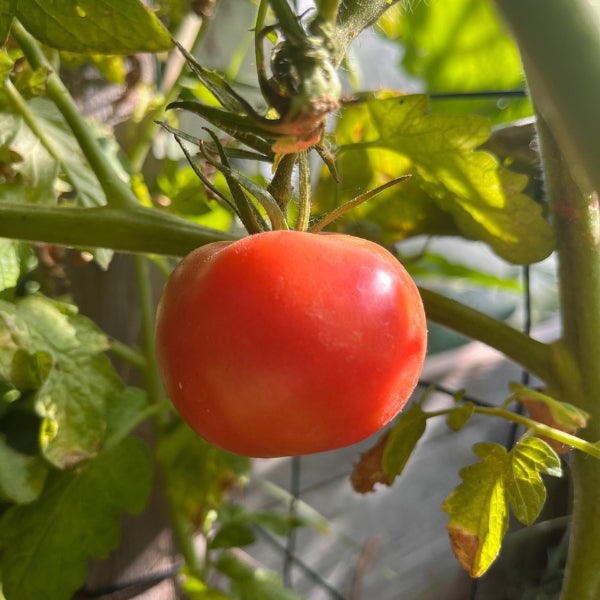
[316,94,555,265]
[382,402,427,481]
[442,442,509,577]
[508,437,561,526]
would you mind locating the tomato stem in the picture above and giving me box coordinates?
[425,405,600,460]
[267,153,297,213]
[418,286,558,388]
[296,151,312,232]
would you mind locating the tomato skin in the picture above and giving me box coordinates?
[154,230,427,457]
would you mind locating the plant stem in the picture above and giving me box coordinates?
[11,20,140,210]
[296,151,311,231]
[535,117,600,600]
[108,339,146,371]
[267,153,296,212]
[418,287,557,387]
[0,202,238,256]
[134,256,204,579]
[427,406,600,461]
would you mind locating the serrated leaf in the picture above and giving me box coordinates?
[446,402,475,432]
[442,442,510,577]
[216,552,304,600]
[508,437,561,526]
[0,436,152,600]
[0,435,48,504]
[443,439,562,578]
[0,296,122,468]
[316,94,555,265]
[382,402,427,481]
[157,419,251,525]
[16,0,172,54]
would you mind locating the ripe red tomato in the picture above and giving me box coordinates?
[154,230,427,457]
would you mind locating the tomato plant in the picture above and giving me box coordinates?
[2,1,600,599]
[155,230,427,457]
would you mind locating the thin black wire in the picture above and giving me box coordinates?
[258,527,349,600]
[429,89,528,100]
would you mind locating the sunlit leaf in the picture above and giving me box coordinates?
[316,94,555,265]
[442,438,562,578]
[0,436,152,600]
[0,240,37,295]
[508,437,561,526]
[442,442,509,577]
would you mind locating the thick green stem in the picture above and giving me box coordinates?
[11,20,140,209]
[0,202,238,256]
[489,5,600,595]
[134,256,204,578]
[418,287,557,387]
[535,118,600,600]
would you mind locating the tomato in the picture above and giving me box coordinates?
[154,230,427,457]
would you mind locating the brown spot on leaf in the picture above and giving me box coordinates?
[447,525,480,577]
[350,431,392,493]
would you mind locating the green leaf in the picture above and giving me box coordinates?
[0,436,153,600]
[104,387,154,449]
[0,110,58,204]
[0,240,37,294]
[382,402,427,481]
[15,0,172,54]
[157,419,251,524]
[0,0,16,45]
[0,296,122,469]
[508,437,561,526]
[216,552,305,600]
[316,94,555,265]
[442,439,562,578]
[0,435,48,504]
[442,442,510,577]
[446,402,475,432]
[181,574,233,600]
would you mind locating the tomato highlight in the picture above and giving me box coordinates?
[155,230,427,457]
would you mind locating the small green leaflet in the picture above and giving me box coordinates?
[0,436,153,600]
[442,438,561,578]
[315,94,555,265]
[12,0,172,54]
[0,295,123,469]
[382,402,427,481]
